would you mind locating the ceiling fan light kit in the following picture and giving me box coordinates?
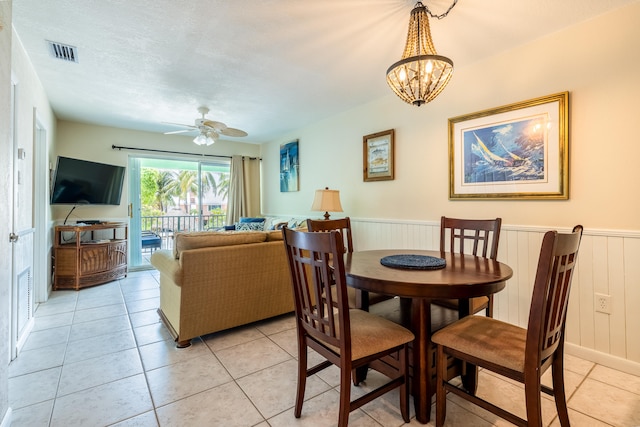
[193,132,216,146]
[164,106,248,145]
[386,1,457,106]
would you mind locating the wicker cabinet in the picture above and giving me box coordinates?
[53,222,128,290]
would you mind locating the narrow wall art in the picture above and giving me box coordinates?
[280,139,299,192]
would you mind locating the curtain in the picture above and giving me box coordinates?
[226,156,261,225]
[243,157,261,217]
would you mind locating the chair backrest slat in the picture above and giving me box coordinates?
[440,216,502,260]
[526,225,583,364]
[307,217,353,253]
[284,227,350,352]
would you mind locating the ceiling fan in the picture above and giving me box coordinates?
[163,106,248,146]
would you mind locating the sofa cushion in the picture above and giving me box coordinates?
[173,231,267,259]
[266,230,284,241]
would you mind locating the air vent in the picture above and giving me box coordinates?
[47,40,78,63]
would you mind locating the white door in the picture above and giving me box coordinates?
[10,76,35,360]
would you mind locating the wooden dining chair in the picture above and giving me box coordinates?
[282,227,414,426]
[433,216,502,317]
[306,217,393,311]
[432,225,583,427]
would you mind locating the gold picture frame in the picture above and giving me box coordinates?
[449,92,569,200]
[363,129,395,182]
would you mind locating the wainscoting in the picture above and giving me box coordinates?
[349,218,640,375]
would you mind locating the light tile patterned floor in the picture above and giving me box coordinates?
[8,270,640,426]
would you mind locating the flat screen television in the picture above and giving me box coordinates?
[50,156,126,205]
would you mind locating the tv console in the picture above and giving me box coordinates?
[80,220,102,224]
[53,222,128,290]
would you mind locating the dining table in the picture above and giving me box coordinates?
[344,249,513,424]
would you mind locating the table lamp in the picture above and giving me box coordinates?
[311,187,343,220]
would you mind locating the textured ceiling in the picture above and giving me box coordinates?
[11,0,636,143]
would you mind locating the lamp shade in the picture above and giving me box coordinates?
[311,187,343,220]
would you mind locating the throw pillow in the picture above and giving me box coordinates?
[235,222,264,231]
[239,217,266,223]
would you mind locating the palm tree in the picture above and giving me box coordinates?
[176,170,198,213]
[153,170,179,213]
[216,173,230,200]
[200,171,218,197]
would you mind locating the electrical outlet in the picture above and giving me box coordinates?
[595,293,611,314]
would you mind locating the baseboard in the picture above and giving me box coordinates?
[565,343,640,376]
[157,308,178,342]
[0,407,12,427]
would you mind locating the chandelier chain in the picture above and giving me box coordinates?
[421,0,458,20]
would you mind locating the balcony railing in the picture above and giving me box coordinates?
[140,213,226,251]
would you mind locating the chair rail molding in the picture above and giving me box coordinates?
[349,217,640,376]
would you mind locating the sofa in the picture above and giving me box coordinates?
[150,229,294,347]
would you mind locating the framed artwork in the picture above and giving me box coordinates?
[363,129,395,182]
[448,92,569,200]
[280,139,299,192]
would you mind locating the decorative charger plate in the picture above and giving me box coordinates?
[380,254,446,270]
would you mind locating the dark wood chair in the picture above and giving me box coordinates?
[306,217,393,311]
[433,216,502,317]
[432,225,583,427]
[282,227,414,426]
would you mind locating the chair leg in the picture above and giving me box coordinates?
[461,362,478,395]
[486,294,494,317]
[294,339,307,418]
[524,376,543,427]
[338,362,352,427]
[436,345,447,427]
[353,366,367,385]
[400,345,410,423]
[551,355,571,426]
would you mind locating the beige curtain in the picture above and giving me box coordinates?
[226,156,261,225]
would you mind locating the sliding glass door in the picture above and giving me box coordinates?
[128,156,230,269]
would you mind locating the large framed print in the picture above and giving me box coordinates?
[449,92,569,200]
[363,129,395,182]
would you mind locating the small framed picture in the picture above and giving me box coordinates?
[363,129,394,182]
[449,92,569,199]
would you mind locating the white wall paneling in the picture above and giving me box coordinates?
[350,218,640,375]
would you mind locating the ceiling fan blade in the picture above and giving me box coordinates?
[162,120,197,127]
[202,120,227,130]
[164,129,194,135]
[220,127,248,137]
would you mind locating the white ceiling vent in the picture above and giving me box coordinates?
[47,41,78,63]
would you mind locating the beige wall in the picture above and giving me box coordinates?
[260,2,640,232]
[12,24,57,231]
[53,121,261,222]
[0,2,12,423]
[257,2,640,373]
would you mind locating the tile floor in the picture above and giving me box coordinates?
[8,270,640,426]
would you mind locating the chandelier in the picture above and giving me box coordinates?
[386,1,457,106]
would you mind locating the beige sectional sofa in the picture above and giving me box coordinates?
[150,229,293,347]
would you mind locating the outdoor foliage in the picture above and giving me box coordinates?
[140,167,230,215]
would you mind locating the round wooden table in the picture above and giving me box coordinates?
[345,249,513,424]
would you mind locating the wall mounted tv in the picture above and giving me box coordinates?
[50,156,126,205]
